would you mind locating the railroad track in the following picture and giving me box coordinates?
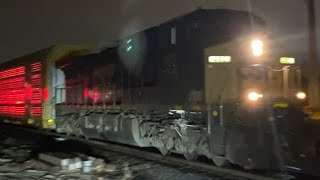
[5,124,288,180]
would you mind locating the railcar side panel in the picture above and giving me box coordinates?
[0,60,46,126]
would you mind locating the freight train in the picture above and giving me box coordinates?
[0,9,308,169]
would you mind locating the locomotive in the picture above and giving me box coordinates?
[0,9,307,169]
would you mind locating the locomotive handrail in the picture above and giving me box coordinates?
[250,64,290,72]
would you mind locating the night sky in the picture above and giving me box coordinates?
[0,0,319,62]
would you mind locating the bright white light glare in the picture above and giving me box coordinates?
[126,39,132,44]
[170,109,186,114]
[285,166,301,171]
[126,46,132,51]
[54,137,67,142]
[296,91,306,100]
[248,91,263,101]
[251,39,264,57]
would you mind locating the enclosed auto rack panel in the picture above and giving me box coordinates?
[0,61,45,120]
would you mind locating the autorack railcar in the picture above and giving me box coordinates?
[0,46,90,127]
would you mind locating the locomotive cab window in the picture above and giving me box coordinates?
[240,67,265,80]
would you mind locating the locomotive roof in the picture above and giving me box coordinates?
[124,8,265,37]
[164,8,265,26]
[114,8,266,52]
[59,9,266,69]
[56,47,119,69]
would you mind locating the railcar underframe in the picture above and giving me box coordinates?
[54,102,282,169]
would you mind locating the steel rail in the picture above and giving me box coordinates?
[8,125,278,180]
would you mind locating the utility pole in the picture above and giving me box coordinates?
[307,0,320,108]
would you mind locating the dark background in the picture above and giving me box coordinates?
[0,0,319,62]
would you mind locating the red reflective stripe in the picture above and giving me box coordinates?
[84,88,89,99]
[43,88,48,101]
[93,90,99,102]
[0,62,43,117]
[31,106,42,117]
[25,85,32,101]
[0,66,25,79]
[31,62,42,72]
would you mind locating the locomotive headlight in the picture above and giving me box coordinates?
[248,91,263,101]
[296,91,306,100]
[251,39,264,57]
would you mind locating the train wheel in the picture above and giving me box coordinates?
[212,156,230,167]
